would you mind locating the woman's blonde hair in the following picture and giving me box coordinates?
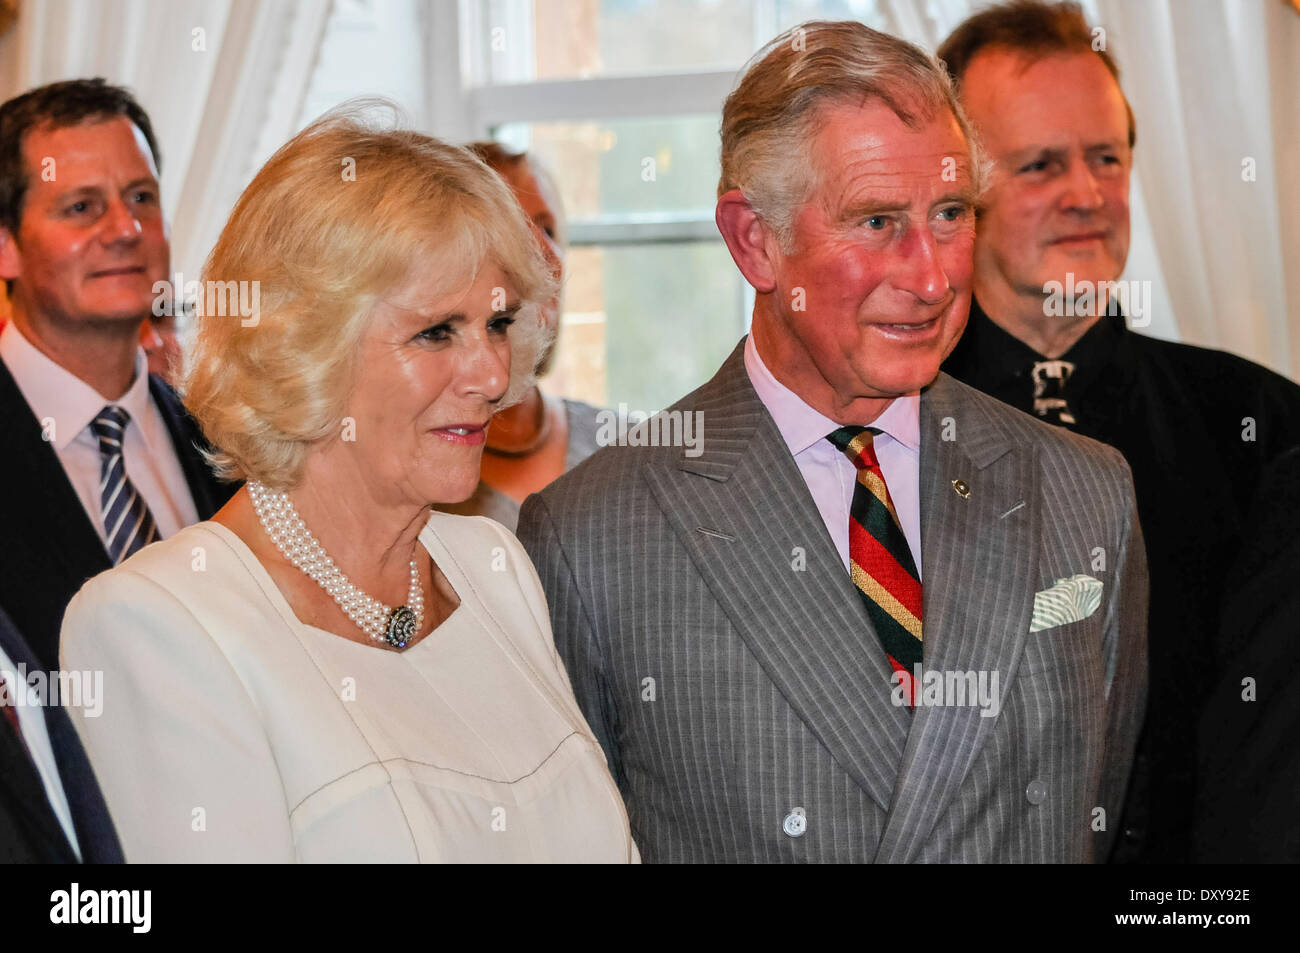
[184,103,556,488]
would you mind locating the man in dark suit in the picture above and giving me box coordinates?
[0,79,236,670]
[936,0,1300,863]
[519,21,1147,863]
[1,604,122,862]
[1195,446,1300,863]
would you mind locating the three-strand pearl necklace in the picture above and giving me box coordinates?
[248,481,423,649]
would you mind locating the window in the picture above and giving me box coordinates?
[454,0,911,411]
[299,1,976,410]
[493,114,742,410]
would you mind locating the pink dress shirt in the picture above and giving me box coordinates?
[743,334,922,579]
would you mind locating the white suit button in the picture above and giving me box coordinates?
[1025,780,1047,805]
[783,808,807,837]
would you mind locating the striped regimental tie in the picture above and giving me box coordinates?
[827,426,923,708]
[90,405,161,564]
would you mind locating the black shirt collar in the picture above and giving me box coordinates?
[963,296,1130,395]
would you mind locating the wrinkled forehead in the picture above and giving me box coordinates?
[810,101,977,198]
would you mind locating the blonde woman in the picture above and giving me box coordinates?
[60,111,637,863]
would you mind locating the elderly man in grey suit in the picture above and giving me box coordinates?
[518,20,1147,863]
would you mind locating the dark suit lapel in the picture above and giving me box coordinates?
[0,608,80,862]
[0,360,112,667]
[148,374,230,520]
[0,609,122,862]
[44,700,124,862]
[641,341,911,813]
[0,360,111,564]
[0,718,79,862]
[874,373,1039,862]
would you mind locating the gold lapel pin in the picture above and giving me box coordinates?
[951,479,971,499]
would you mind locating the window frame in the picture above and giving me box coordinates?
[430,0,758,345]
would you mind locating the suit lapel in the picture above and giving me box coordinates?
[44,699,124,862]
[0,719,78,862]
[874,374,1040,862]
[0,610,81,862]
[149,374,229,519]
[0,361,112,667]
[641,341,910,813]
[0,360,111,565]
[0,610,122,862]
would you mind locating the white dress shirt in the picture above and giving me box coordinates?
[0,321,199,543]
[744,334,922,578]
[0,643,82,859]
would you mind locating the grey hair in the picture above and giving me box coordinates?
[719,19,989,251]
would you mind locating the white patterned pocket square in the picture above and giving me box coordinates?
[1030,574,1103,632]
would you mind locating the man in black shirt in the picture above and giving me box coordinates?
[938,1,1300,862]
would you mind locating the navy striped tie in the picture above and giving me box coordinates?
[90,406,161,564]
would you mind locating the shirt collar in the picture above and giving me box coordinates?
[964,296,1129,388]
[743,333,920,457]
[0,320,156,453]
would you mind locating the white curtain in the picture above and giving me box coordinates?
[0,0,331,280]
[1096,0,1300,378]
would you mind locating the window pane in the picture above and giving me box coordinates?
[298,0,427,128]
[475,0,895,84]
[546,243,747,411]
[481,0,759,82]
[775,0,882,31]
[496,115,721,221]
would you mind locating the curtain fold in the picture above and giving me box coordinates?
[1097,0,1297,376]
[0,0,332,280]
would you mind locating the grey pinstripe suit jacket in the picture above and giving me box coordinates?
[518,339,1148,863]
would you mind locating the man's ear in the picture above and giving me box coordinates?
[0,226,20,283]
[716,189,779,294]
